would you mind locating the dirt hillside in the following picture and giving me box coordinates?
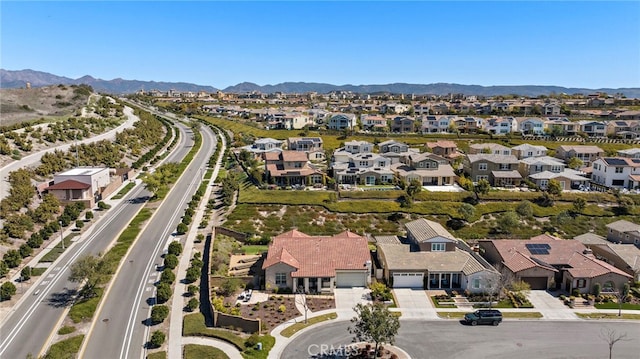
[0,84,90,126]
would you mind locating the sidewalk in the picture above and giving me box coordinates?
[167,127,226,359]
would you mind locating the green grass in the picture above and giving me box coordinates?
[183,344,229,359]
[146,351,167,359]
[183,313,246,350]
[594,302,640,310]
[437,311,543,319]
[39,233,79,262]
[242,335,275,359]
[111,181,136,199]
[241,245,269,255]
[57,326,76,335]
[575,312,640,320]
[69,288,103,323]
[280,312,337,338]
[204,169,214,180]
[31,267,47,276]
[42,335,84,359]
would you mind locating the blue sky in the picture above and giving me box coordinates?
[2,1,639,89]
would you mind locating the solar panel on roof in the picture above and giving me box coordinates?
[605,158,627,166]
[632,159,640,164]
[616,121,627,126]
[525,243,550,255]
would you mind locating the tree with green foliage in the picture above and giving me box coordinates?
[567,157,584,170]
[160,268,175,284]
[168,241,182,256]
[85,211,94,221]
[21,266,32,281]
[458,203,475,222]
[19,243,33,258]
[547,179,563,197]
[497,211,520,235]
[151,305,169,324]
[163,254,178,270]
[187,284,199,296]
[156,282,172,303]
[406,178,422,198]
[474,179,491,199]
[572,197,586,215]
[348,303,400,357]
[149,330,165,348]
[3,250,22,268]
[185,266,200,284]
[0,261,8,278]
[516,200,533,218]
[187,298,199,312]
[0,282,17,301]
[68,255,101,298]
[176,223,188,235]
[75,219,84,229]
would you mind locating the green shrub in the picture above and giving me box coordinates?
[149,330,165,348]
[151,305,169,324]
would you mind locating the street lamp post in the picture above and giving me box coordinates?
[59,220,65,250]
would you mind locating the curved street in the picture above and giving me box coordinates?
[281,319,640,359]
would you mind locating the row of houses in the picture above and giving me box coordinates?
[262,218,640,295]
[239,136,640,191]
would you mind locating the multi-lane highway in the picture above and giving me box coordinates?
[0,110,192,359]
[80,121,217,359]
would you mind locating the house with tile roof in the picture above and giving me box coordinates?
[263,151,324,187]
[262,230,371,293]
[332,152,394,185]
[376,218,498,290]
[425,140,462,164]
[47,167,112,207]
[479,235,632,293]
[360,115,388,132]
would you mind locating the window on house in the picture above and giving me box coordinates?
[275,273,287,285]
[431,243,446,252]
[577,279,586,288]
[615,167,623,173]
[479,163,487,171]
[472,278,481,289]
[500,164,510,170]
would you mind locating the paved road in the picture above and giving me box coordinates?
[0,111,186,359]
[0,105,138,200]
[81,121,217,359]
[281,320,640,359]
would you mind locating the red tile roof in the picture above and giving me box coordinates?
[263,230,370,277]
[47,180,91,190]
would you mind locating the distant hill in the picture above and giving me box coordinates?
[2,69,639,97]
[0,69,218,94]
[223,81,640,98]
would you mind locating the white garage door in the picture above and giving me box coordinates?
[392,272,424,288]
[336,271,366,288]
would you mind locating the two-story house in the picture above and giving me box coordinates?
[392,152,456,186]
[556,145,604,167]
[617,148,640,159]
[511,143,548,159]
[484,117,516,135]
[606,220,640,246]
[591,157,640,190]
[425,140,462,164]
[517,117,546,135]
[263,151,324,186]
[332,140,375,164]
[328,113,357,130]
[378,140,418,164]
[391,116,416,133]
[578,121,607,138]
[376,218,499,290]
[453,116,481,133]
[238,138,284,159]
[360,115,388,132]
[468,143,512,156]
[421,115,454,133]
[519,156,589,190]
[544,117,577,136]
[332,152,394,185]
[287,137,325,162]
[607,120,640,139]
[464,154,522,186]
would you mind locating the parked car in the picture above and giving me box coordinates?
[238,289,253,302]
[463,309,502,326]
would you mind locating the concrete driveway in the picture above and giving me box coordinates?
[393,289,438,319]
[334,288,372,319]
[527,290,577,320]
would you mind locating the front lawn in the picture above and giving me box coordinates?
[183,313,246,350]
[241,245,269,255]
[183,344,228,359]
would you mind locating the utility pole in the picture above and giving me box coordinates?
[75,132,79,167]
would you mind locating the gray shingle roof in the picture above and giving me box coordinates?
[606,220,640,233]
[405,218,456,243]
[378,243,488,274]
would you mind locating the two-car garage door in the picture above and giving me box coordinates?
[521,277,548,290]
[336,271,367,288]
[392,272,424,288]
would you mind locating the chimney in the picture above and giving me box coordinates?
[583,248,593,256]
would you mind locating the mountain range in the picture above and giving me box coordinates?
[2,69,639,98]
